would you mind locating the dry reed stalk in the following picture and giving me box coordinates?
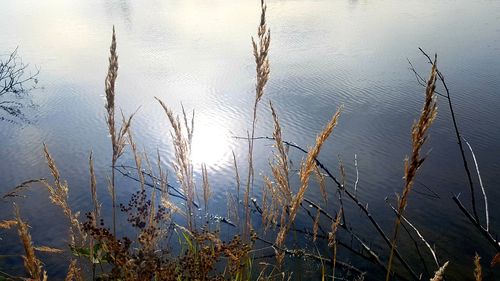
[144,153,157,229]
[156,149,168,197]
[34,246,63,253]
[232,151,241,201]
[43,144,85,246]
[181,104,195,146]
[312,210,320,242]
[245,0,271,240]
[65,260,84,281]
[269,102,292,203]
[88,151,99,280]
[0,220,17,229]
[104,27,134,236]
[314,164,328,205]
[474,253,482,281]
[202,163,212,215]
[105,26,119,236]
[276,106,342,247]
[226,192,239,226]
[329,210,342,281]
[89,152,99,218]
[14,205,47,281]
[261,175,286,232]
[386,55,438,281]
[128,130,145,191]
[156,97,196,230]
[156,149,174,223]
[261,176,272,230]
[430,261,448,281]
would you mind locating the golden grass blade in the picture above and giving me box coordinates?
[0,220,17,229]
[156,97,196,230]
[245,0,271,241]
[386,55,438,281]
[312,210,320,242]
[202,163,212,215]
[89,151,100,219]
[314,164,327,205]
[34,246,63,254]
[43,144,85,246]
[128,130,145,191]
[276,106,342,246]
[14,205,46,280]
[65,260,84,281]
[232,150,241,201]
[329,210,342,281]
[430,261,448,281]
[474,253,482,281]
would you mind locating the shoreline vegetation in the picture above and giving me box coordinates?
[0,1,498,280]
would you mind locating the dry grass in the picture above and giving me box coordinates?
[65,260,84,281]
[329,210,342,281]
[245,0,271,241]
[14,205,47,281]
[42,144,86,246]
[202,163,212,215]
[386,55,438,280]
[276,106,342,247]
[104,26,135,236]
[0,219,17,229]
[474,254,482,281]
[430,261,448,281]
[156,97,196,231]
[2,2,494,281]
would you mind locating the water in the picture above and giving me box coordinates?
[1,0,499,279]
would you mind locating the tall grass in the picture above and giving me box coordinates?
[245,0,271,242]
[0,1,497,281]
[386,55,438,280]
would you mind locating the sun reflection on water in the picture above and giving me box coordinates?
[190,124,231,167]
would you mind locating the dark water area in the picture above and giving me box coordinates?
[1,0,500,279]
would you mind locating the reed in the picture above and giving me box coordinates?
[2,2,496,281]
[156,97,196,231]
[202,163,212,216]
[65,260,84,281]
[474,254,482,281]
[430,261,448,281]
[14,205,46,281]
[329,210,342,281]
[42,144,86,246]
[386,55,438,281]
[276,106,342,247]
[104,26,135,236]
[245,0,271,240]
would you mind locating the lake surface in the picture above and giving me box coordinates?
[1,0,499,279]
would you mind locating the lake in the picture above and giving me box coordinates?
[1,0,499,280]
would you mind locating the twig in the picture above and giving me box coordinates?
[463,137,489,231]
[255,236,365,276]
[386,200,440,268]
[114,165,199,208]
[418,47,480,223]
[354,154,359,195]
[452,195,500,252]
